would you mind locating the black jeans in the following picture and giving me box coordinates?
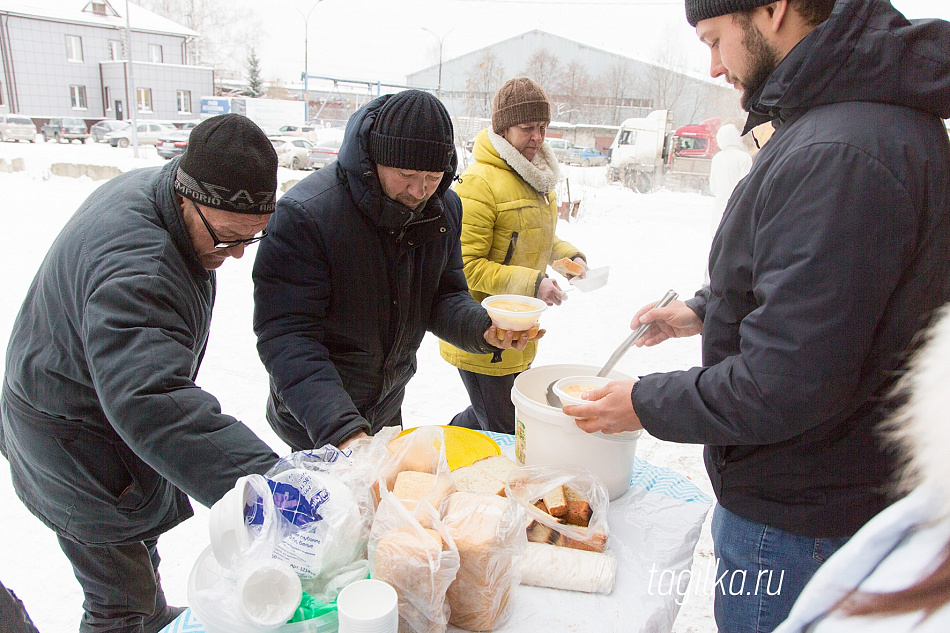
[0,580,40,633]
[450,369,519,434]
[57,535,182,633]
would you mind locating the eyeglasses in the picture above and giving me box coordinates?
[192,201,267,249]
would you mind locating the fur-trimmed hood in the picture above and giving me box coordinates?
[887,304,950,517]
[484,129,561,194]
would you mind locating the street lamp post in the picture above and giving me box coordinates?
[421,27,453,99]
[296,0,323,112]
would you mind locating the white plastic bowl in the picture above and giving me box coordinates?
[482,294,547,331]
[552,375,612,406]
[569,266,610,293]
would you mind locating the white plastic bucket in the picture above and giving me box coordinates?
[512,364,641,500]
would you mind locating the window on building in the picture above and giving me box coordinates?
[176,90,192,114]
[109,40,124,61]
[104,86,112,111]
[148,44,163,63]
[136,87,152,112]
[65,35,83,62]
[70,85,88,109]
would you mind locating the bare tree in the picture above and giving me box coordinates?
[137,0,258,77]
[465,50,505,118]
[599,59,639,125]
[520,48,560,91]
[553,59,592,124]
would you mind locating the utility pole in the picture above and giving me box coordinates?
[124,0,139,157]
[421,27,453,100]
[296,0,323,115]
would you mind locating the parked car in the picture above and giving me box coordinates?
[0,115,36,142]
[105,122,176,148]
[307,138,342,170]
[270,136,315,170]
[547,138,575,161]
[277,124,318,142]
[156,129,192,159]
[41,117,89,143]
[563,146,607,167]
[89,120,128,143]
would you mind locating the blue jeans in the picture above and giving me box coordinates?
[710,504,850,633]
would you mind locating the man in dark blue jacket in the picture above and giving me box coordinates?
[253,90,531,451]
[565,0,950,630]
[1,114,282,633]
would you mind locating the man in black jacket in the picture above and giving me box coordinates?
[565,1,950,631]
[1,114,282,633]
[253,90,532,451]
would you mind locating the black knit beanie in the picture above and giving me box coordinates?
[685,0,776,26]
[174,113,278,214]
[368,90,455,173]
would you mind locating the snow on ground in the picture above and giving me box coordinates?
[0,139,717,632]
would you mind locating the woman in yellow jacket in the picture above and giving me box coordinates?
[441,77,587,433]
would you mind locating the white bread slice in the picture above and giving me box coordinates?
[471,454,519,484]
[392,470,437,501]
[542,485,568,517]
[451,465,505,496]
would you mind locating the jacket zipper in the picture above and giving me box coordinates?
[503,232,519,265]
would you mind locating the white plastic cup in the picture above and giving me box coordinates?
[208,475,255,569]
[336,579,398,633]
[236,559,302,628]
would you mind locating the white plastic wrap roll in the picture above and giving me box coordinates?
[519,542,617,594]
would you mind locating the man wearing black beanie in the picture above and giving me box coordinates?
[563,1,950,632]
[253,90,532,452]
[1,113,282,632]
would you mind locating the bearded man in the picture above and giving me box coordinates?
[564,1,950,631]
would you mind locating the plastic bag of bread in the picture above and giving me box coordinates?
[441,491,527,631]
[370,489,460,633]
[379,425,453,501]
[505,465,610,553]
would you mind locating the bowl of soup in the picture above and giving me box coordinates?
[481,294,547,331]
[552,375,613,406]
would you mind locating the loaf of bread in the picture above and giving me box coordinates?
[552,257,584,277]
[451,465,505,496]
[442,492,525,631]
[519,542,617,594]
[373,529,456,633]
[470,455,519,485]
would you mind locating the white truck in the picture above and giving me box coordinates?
[606,110,720,194]
[199,96,307,135]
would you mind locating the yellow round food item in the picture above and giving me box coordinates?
[391,426,501,470]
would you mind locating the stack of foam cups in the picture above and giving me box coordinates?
[336,579,398,633]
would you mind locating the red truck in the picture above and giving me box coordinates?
[664,118,721,194]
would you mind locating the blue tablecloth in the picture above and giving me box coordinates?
[161,431,711,633]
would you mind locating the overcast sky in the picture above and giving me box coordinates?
[249,0,950,90]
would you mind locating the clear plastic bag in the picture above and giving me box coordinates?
[441,491,527,632]
[369,490,460,633]
[505,465,611,552]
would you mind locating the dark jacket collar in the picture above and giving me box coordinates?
[336,94,456,245]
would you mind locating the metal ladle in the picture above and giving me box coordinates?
[545,289,679,407]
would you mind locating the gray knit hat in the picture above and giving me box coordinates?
[491,77,551,134]
[368,90,455,173]
[685,0,775,26]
